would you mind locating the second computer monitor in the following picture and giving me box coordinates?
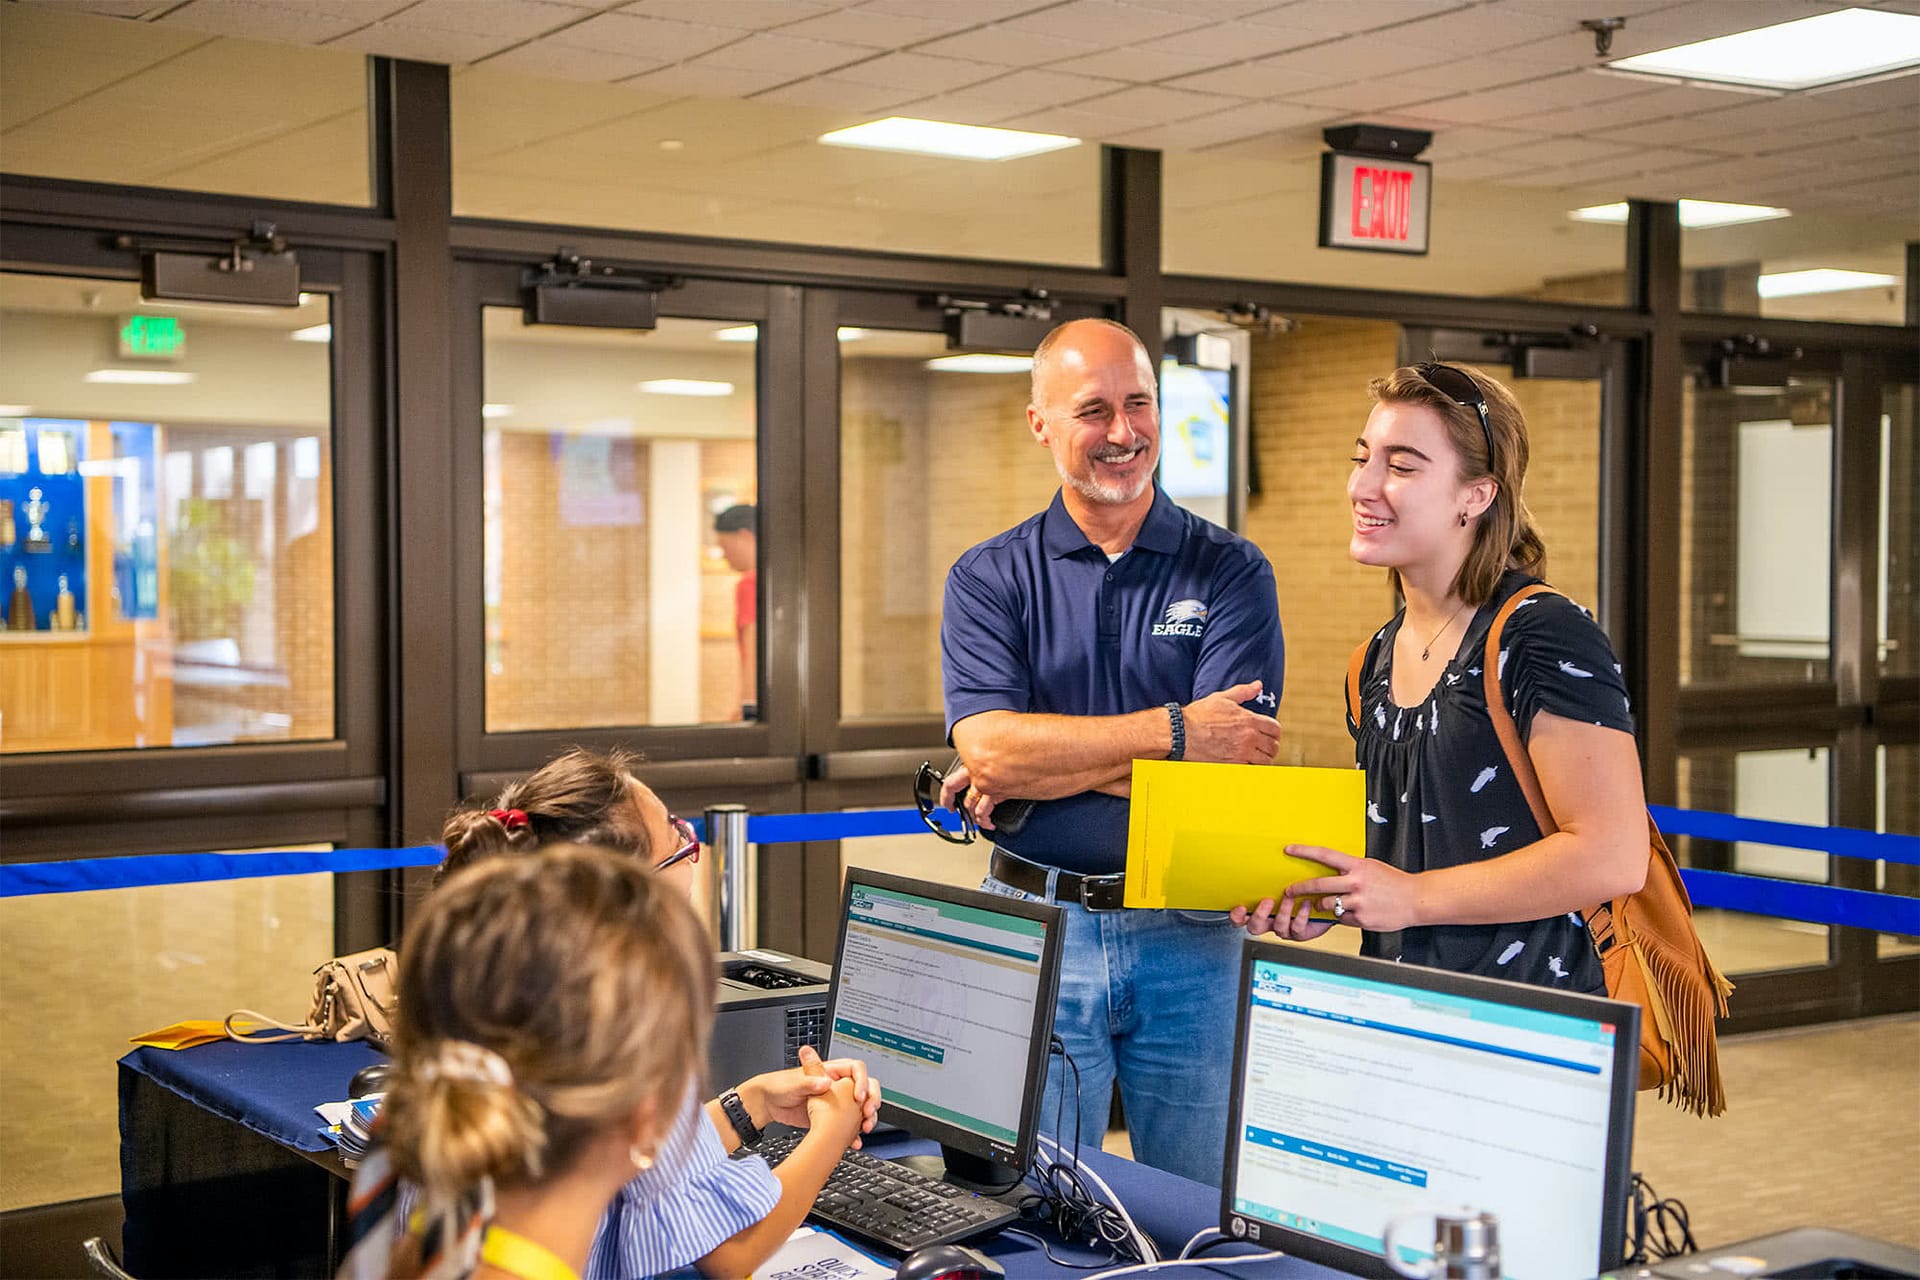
[1220,942,1640,1280]
[825,868,1063,1190]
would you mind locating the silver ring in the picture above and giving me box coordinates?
[1331,895,1346,918]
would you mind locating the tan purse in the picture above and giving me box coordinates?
[225,947,398,1051]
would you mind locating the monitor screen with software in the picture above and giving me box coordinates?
[1220,942,1640,1280]
[825,868,1063,1189]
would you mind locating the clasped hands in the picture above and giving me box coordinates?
[738,1045,883,1150]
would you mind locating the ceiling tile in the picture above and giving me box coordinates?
[1163,61,1345,98]
[24,0,172,14]
[825,51,1001,92]
[1515,84,1746,134]
[1256,35,1451,78]
[1064,44,1239,83]
[1710,112,1914,157]
[1435,154,1536,182]
[948,67,1129,108]
[1001,1,1199,44]
[160,0,371,44]
[683,32,872,75]
[1107,98,1333,150]
[1406,71,1650,126]
[616,0,835,29]
[994,105,1146,138]
[1540,146,1724,183]
[1255,0,1484,34]
[479,41,665,81]
[1495,0,1685,18]
[880,92,1025,125]
[1144,20,1329,60]
[1421,124,1552,158]
[1070,83,1241,122]
[620,61,800,97]
[856,0,1059,21]
[771,7,973,47]
[1385,6,1585,54]
[387,0,584,39]
[328,23,524,62]
[913,25,1103,66]
[1494,135,1641,168]
[1387,59,1560,95]
[546,11,741,59]
[1569,1,1834,61]
[1286,80,1451,112]
[750,77,918,112]
[1803,74,1920,114]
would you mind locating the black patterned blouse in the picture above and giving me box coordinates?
[1346,571,1638,994]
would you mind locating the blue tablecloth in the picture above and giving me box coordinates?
[120,1038,385,1154]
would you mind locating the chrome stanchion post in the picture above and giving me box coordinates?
[704,803,750,951]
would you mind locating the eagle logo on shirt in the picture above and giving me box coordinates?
[1152,598,1207,637]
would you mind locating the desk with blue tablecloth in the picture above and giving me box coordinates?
[119,1039,1322,1278]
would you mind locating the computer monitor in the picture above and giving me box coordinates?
[1220,942,1640,1280]
[824,868,1063,1192]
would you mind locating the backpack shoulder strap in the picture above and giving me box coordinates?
[1481,584,1560,837]
[1345,638,1371,730]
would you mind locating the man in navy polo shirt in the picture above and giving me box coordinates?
[939,318,1283,1186]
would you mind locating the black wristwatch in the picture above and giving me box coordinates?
[719,1089,762,1149]
[1164,702,1186,761]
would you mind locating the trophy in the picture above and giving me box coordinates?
[7,566,32,631]
[0,497,13,550]
[53,574,77,631]
[23,487,51,552]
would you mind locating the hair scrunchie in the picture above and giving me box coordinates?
[418,1040,515,1089]
[488,808,530,833]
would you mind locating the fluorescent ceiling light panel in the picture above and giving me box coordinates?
[482,403,515,418]
[925,354,1034,374]
[1569,200,1790,229]
[0,405,33,416]
[290,324,332,343]
[1757,269,1900,298]
[84,369,196,385]
[836,327,870,342]
[1608,8,1920,91]
[638,379,734,397]
[820,117,1080,161]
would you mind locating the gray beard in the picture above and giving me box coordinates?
[1056,452,1152,506]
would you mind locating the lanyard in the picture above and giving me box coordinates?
[480,1224,580,1280]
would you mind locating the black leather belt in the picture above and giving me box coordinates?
[989,848,1126,912]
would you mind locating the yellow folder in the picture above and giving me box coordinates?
[1123,759,1367,914]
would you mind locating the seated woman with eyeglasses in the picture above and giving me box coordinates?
[343,844,722,1280]
[1234,364,1649,994]
[433,748,882,1279]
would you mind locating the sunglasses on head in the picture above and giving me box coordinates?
[1416,362,1495,472]
[913,761,978,845]
[655,814,701,871]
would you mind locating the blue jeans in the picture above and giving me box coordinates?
[982,875,1245,1187]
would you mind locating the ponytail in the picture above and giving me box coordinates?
[437,748,650,882]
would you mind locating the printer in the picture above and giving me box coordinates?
[708,949,832,1092]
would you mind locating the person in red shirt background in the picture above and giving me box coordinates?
[713,504,757,721]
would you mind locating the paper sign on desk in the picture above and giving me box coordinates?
[1124,760,1366,915]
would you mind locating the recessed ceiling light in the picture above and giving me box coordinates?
[0,404,33,416]
[290,324,332,343]
[1569,200,1791,229]
[482,403,515,418]
[715,325,757,343]
[837,327,871,342]
[1608,7,1920,91]
[820,117,1080,161]
[925,354,1034,374]
[638,379,735,397]
[1757,269,1901,298]
[84,369,196,385]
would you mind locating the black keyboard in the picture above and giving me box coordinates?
[750,1129,1021,1256]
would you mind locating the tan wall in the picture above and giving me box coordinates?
[1239,319,1603,771]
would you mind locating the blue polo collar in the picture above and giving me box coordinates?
[1041,487,1185,559]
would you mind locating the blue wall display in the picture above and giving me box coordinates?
[1,419,90,631]
[110,421,161,620]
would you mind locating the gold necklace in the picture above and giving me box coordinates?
[1418,602,1469,661]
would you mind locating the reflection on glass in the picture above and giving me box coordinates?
[1882,384,1917,678]
[838,332,1055,721]
[0,273,334,752]
[0,850,333,1210]
[1678,746,1832,974]
[1683,223,1907,325]
[482,314,758,731]
[1876,744,1918,961]
[1680,373,1833,687]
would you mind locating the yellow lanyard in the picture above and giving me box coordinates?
[480,1224,579,1280]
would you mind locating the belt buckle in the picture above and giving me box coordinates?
[1077,873,1126,912]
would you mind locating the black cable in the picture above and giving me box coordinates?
[1017,1039,1149,1266]
[1629,1172,1697,1262]
[1002,1227,1115,1269]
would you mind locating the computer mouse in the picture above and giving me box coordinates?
[893,1243,1005,1280]
[349,1061,391,1098]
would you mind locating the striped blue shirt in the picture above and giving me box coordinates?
[585,1085,782,1279]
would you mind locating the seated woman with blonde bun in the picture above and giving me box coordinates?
[432,748,882,1279]
[341,844,752,1279]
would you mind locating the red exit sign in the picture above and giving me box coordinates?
[1319,151,1432,255]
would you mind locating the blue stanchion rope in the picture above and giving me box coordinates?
[1680,868,1920,936]
[1651,805,1920,867]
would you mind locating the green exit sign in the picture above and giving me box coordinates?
[118,314,185,360]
